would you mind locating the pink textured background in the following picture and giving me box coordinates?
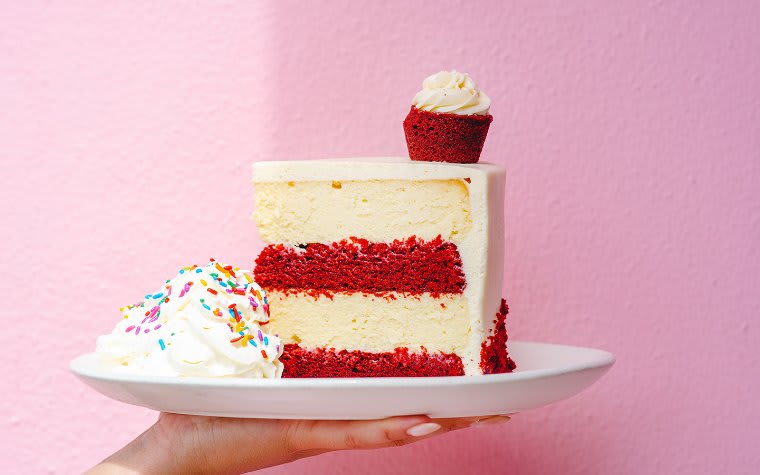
[2,1,758,473]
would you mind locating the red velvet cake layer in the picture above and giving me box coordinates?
[280,344,465,377]
[480,299,516,374]
[255,236,465,297]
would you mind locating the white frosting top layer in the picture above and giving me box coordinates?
[96,261,283,378]
[253,158,505,375]
[412,70,491,116]
[253,156,501,182]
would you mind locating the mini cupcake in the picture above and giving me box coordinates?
[403,70,492,164]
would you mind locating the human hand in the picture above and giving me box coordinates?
[86,412,511,474]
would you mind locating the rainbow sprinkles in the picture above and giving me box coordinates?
[95,259,283,378]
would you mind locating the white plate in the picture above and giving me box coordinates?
[70,341,614,419]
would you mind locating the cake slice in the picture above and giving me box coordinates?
[252,157,515,376]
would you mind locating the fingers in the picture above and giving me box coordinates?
[469,415,512,427]
[283,413,512,454]
[284,415,436,452]
[421,414,511,435]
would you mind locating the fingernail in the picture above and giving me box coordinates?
[406,422,442,437]
[471,415,511,427]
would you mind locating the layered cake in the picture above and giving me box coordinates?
[253,158,515,377]
[95,70,513,379]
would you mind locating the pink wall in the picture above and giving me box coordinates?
[2,1,758,473]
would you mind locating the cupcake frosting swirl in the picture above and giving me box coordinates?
[412,70,491,116]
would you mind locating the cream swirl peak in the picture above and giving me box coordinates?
[411,70,491,116]
[96,260,283,378]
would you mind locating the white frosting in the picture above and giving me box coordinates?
[412,70,491,115]
[253,158,505,375]
[96,262,283,378]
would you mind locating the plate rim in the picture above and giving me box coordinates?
[70,340,615,388]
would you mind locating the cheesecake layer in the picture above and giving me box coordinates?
[266,290,470,354]
[253,179,472,245]
[255,236,465,296]
[280,344,464,377]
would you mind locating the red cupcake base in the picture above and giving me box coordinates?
[403,106,492,164]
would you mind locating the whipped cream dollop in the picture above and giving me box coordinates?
[96,260,283,378]
[411,70,491,115]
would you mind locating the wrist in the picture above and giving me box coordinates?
[86,423,185,475]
